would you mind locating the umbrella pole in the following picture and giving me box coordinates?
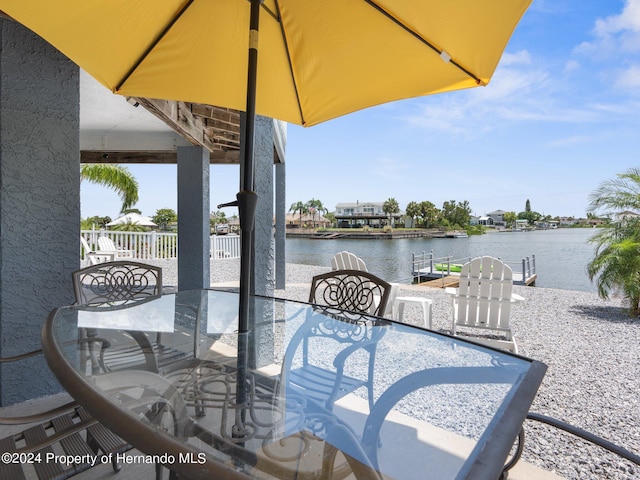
[232,0,262,440]
[237,0,262,335]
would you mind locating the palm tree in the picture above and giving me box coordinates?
[418,201,439,228]
[382,198,399,227]
[504,211,517,229]
[81,164,139,212]
[405,201,420,228]
[587,167,640,315]
[588,230,640,315]
[289,201,308,228]
[588,167,640,215]
[306,198,328,229]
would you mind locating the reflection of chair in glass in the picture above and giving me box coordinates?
[359,362,527,478]
[445,256,524,353]
[97,235,134,259]
[285,270,391,412]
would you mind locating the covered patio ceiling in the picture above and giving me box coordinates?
[80,69,250,165]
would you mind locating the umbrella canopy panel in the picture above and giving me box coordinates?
[0,0,531,127]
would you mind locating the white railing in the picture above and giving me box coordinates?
[81,230,178,260]
[211,234,241,259]
[81,230,241,261]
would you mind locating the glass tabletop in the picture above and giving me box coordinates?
[43,289,546,480]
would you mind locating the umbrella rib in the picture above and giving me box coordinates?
[260,2,279,21]
[362,0,483,85]
[272,0,306,125]
[115,0,195,92]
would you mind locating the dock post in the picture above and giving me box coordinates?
[429,250,434,276]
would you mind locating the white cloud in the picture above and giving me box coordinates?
[591,100,640,114]
[615,64,640,87]
[594,0,640,36]
[399,3,640,140]
[372,157,407,181]
[401,60,591,134]
[545,135,593,148]
[500,50,532,66]
[576,0,640,57]
[563,59,580,74]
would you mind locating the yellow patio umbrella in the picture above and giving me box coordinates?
[1,1,531,128]
[0,0,532,333]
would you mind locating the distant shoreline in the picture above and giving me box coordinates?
[285,229,465,240]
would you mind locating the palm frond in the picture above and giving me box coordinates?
[81,164,139,211]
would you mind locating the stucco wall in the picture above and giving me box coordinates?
[177,146,210,291]
[253,115,275,297]
[0,20,80,405]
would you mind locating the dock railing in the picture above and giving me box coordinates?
[412,251,536,286]
[81,230,241,261]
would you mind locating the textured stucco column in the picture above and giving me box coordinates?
[247,116,274,370]
[177,146,210,291]
[275,162,286,289]
[0,20,80,405]
[253,116,275,297]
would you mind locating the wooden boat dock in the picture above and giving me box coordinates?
[412,251,537,288]
[416,275,461,289]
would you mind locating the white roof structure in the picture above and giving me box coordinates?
[106,212,157,227]
[80,70,190,152]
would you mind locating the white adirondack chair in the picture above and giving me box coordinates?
[329,251,399,318]
[331,251,368,271]
[445,256,524,353]
[97,236,134,259]
[80,236,115,265]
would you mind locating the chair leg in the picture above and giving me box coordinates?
[111,455,123,472]
[501,427,525,479]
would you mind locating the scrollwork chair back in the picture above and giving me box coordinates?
[281,270,391,415]
[308,269,391,318]
[72,261,163,306]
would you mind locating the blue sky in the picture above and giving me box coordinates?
[81,0,640,221]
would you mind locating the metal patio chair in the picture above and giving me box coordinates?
[283,270,392,413]
[0,342,131,480]
[0,261,176,479]
[72,261,186,373]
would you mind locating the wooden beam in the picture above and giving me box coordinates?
[81,149,240,164]
[134,98,240,152]
[191,104,241,126]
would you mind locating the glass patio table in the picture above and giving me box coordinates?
[42,289,546,480]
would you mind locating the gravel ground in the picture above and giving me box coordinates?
[151,258,640,480]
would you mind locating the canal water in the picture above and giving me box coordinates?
[286,228,600,292]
